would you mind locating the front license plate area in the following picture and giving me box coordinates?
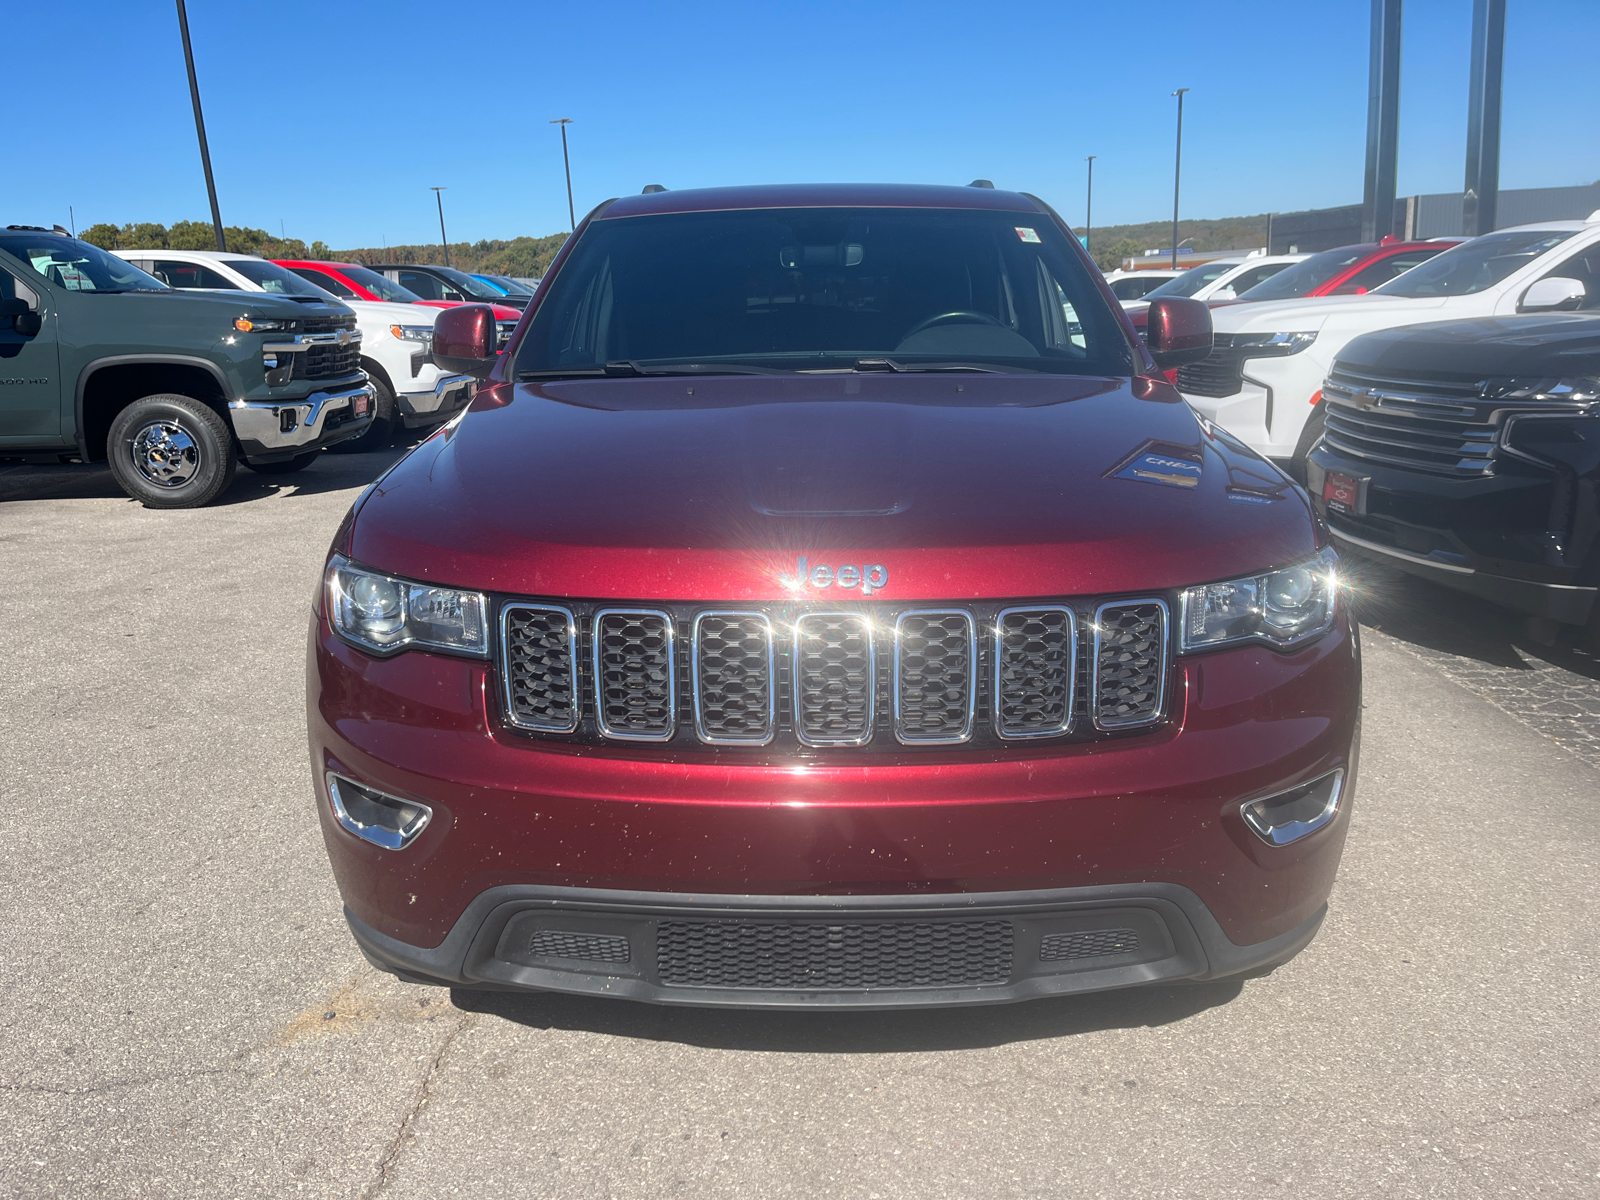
[1323,471,1367,515]
[353,394,370,417]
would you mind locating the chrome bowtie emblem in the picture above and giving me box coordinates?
[783,556,889,595]
[337,329,352,346]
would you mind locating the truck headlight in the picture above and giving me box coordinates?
[326,555,488,657]
[1180,547,1339,652]
[235,316,293,333]
[1232,331,1317,357]
[389,324,434,345]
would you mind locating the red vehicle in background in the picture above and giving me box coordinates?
[275,259,522,348]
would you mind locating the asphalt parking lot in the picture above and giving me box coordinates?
[2,452,1597,1200]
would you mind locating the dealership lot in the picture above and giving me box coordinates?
[2,456,1597,1199]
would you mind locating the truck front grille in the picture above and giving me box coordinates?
[1321,365,1586,478]
[1176,334,1245,398]
[497,596,1174,750]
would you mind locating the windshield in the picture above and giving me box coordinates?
[1373,230,1578,297]
[470,274,511,295]
[1143,261,1239,299]
[517,206,1133,377]
[430,265,505,300]
[489,275,536,295]
[0,232,168,293]
[336,265,422,303]
[1237,245,1371,301]
[229,259,332,297]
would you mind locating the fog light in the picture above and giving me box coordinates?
[326,773,433,851]
[1240,770,1343,846]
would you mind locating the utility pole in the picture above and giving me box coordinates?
[175,0,226,252]
[551,118,576,231]
[1084,156,1096,255]
[1266,212,1274,254]
[432,187,450,267]
[1171,89,1189,269]
[1362,0,1403,241]
[1463,0,1506,236]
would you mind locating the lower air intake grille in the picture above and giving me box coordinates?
[1093,601,1169,729]
[893,611,976,743]
[995,607,1076,738]
[594,609,675,740]
[656,920,1014,990]
[1039,928,1141,961]
[793,613,875,746]
[526,930,631,963]
[503,604,578,732]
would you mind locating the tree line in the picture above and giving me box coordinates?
[79,222,569,279]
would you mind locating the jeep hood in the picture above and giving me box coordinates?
[349,374,1318,602]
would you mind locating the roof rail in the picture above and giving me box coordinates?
[969,179,995,189]
[642,184,668,194]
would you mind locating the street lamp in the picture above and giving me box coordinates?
[431,187,450,268]
[551,118,576,231]
[1171,88,1189,269]
[174,0,226,252]
[1085,156,1096,256]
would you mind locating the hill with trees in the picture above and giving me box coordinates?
[1079,214,1272,271]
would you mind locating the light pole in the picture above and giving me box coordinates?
[1084,155,1096,255]
[175,0,226,252]
[1171,88,1189,269]
[551,118,576,231]
[431,187,450,267]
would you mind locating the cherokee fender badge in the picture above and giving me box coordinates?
[782,557,889,595]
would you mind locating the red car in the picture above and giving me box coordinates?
[308,183,1359,1007]
[275,259,522,345]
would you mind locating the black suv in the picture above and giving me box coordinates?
[1307,314,1600,637]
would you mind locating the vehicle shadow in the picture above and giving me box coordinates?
[450,978,1246,1053]
[1345,555,1600,682]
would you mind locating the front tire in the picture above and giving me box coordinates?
[326,375,395,454]
[1287,403,1327,486]
[106,393,237,509]
[244,450,321,475]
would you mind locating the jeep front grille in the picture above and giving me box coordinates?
[498,597,1174,751]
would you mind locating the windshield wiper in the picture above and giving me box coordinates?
[601,360,788,376]
[800,358,1037,374]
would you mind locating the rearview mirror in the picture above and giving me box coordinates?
[1520,276,1586,312]
[1145,297,1213,370]
[432,304,499,379]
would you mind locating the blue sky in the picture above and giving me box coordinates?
[9,1,1597,247]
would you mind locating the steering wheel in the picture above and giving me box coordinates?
[901,310,1008,339]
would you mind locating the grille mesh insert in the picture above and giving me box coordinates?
[594,610,675,739]
[657,920,1014,989]
[894,612,975,742]
[693,614,774,743]
[503,605,578,731]
[526,930,631,963]
[995,608,1074,738]
[1039,928,1141,961]
[793,614,874,745]
[1093,603,1168,729]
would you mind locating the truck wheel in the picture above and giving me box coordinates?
[326,377,395,454]
[1286,404,1327,486]
[106,393,237,509]
[244,450,321,475]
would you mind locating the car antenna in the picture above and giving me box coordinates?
[642,184,668,194]
[969,179,995,189]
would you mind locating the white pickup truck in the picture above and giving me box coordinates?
[113,249,472,451]
[1178,215,1600,474]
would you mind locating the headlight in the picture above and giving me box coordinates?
[1180,547,1339,652]
[235,316,293,332]
[389,324,434,344]
[1232,331,1317,357]
[325,555,488,657]
[1486,376,1600,402]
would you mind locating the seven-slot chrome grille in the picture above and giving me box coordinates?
[499,598,1172,750]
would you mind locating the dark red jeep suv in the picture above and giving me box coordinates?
[307,183,1359,1008]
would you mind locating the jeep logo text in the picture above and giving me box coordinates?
[783,556,889,596]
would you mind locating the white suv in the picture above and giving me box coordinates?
[1179,215,1600,472]
[1123,253,1308,313]
[113,249,472,451]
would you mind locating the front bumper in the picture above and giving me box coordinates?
[396,373,473,428]
[229,378,376,462]
[346,882,1328,1009]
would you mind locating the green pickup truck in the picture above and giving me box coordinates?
[0,225,375,508]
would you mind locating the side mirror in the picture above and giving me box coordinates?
[1520,276,1586,312]
[1145,297,1213,370]
[0,297,41,336]
[432,304,500,379]
[1211,286,1236,301]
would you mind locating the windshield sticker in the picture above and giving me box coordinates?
[1014,227,1041,244]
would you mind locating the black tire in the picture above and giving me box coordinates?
[1286,403,1327,486]
[244,450,321,475]
[326,373,396,454]
[105,393,237,509]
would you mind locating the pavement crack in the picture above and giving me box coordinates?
[361,1009,473,1199]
